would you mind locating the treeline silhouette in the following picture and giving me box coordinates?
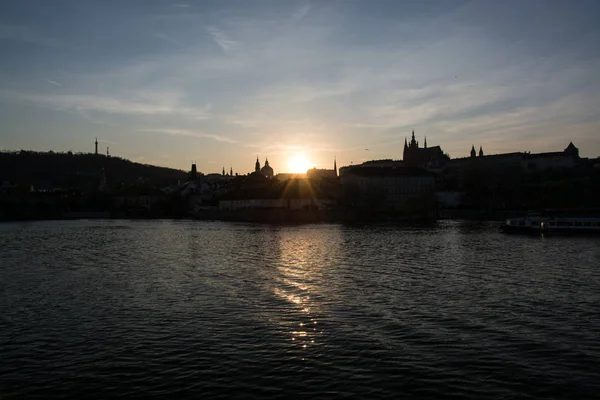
[0,150,187,190]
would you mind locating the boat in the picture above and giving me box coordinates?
[501,214,600,235]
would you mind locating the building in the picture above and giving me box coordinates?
[307,157,338,179]
[260,158,274,178]
[446,142,581,173]
[341,166,435,211]
[219,198,335,211]
[525,142,579,171]
[339,160,403,177]
[254,156,274,178]
[403,130,448,168]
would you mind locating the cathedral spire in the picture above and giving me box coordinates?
[404,137,408,148]
[255,156,260,172]
[470,145,476,158]
[410,129,417,148]
[334,156,337,176]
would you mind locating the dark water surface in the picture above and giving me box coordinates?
[1,220,599,399]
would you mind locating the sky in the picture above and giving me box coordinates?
[0,0,598,174]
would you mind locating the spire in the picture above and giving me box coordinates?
[410,129,417,148]
[334,156,337,176]
[424,136,427,148]
[404,137,408,148]
[255,156,260,172]
[230,166,233,176]
[95,137,98,155]
[479,145,483,157]
[222,166,225,176]
[470,145,476,158]
[106,146,110,157]
[264,157,269,167]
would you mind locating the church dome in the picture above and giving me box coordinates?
[260,158,273,178]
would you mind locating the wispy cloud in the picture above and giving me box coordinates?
[98,138,117,145]
[45,79,62,86]
[206,26,239,52]
[0,90,212,119]
[154,32,183,47]
[138,128,237,143]
[292,4,311,21]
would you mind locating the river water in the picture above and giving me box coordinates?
[1,220,599,399]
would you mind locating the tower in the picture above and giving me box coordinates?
[95,137,98,155]
[334,156,337,177]
[424,136,427,148]
[264,157,269,167]
[230,166,233,176]
[107,146,110,157]
[479,146,483,157]
[190,162,197,180]
[255,156,260,172]
[222,166,225,176]
[470,145,476,158]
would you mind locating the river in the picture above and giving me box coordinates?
[1,220,599,399]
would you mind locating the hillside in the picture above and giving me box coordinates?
[0,151,188,190]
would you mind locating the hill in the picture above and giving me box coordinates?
[0,150,188,191]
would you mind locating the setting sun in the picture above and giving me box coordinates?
[288,153,311,174]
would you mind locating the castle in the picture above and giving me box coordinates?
[403,130,448,168]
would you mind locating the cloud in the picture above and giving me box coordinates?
[98,138,117,145]
[0,90,212,119]
[206,26,239,52]
[0,23,63,48]
[138,128,237,143]
[154,32,183,46]
[292,4,311,21]
[45,79,61,86]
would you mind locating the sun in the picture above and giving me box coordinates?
[288,153,311,174]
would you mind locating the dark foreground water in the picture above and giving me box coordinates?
[1,220,599,399]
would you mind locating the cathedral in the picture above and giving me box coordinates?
[403,130,447,168]
[255,157,274,179]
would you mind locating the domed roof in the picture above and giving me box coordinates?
[261,164,274,177]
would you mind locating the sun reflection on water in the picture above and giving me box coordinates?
[271,228,342,351]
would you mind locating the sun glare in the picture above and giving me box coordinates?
[288,153,311,174]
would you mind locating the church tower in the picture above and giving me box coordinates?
[255,156,260,172]
[190,162,197,180]
[479,146,484,157]
[95,137,98,155]
[470,145,476,158]
[334,156,337,177]
[410,130,417,148]
[424,136,427,148]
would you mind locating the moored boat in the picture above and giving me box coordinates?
[501,215,600,235]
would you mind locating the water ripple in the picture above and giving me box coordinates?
[1,220,599,399]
